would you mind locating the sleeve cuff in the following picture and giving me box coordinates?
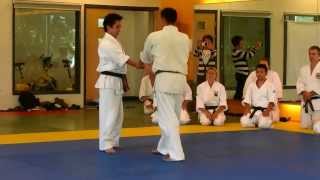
[140,52,151,64]
[119,55,130,67]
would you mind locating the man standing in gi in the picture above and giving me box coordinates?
[297,45,320,134]
[140,8,191,162]
[95,13,143,154]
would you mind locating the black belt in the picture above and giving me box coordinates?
[155,70,184,76]
[100,71,129,92]
[304,96,320,113]
[205,106,218,110]
[100,71,125,78]
[250,106,266,118]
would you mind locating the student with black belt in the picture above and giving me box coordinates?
[193,35,217,85]
[296,45,320,134]
[240,64,276,129]
[231,35,261,100]
[196,68,227,126]
[95,13,143,154]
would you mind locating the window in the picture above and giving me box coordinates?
[13,4,81,94]
[284,14,320,87]
[220,12,271,89]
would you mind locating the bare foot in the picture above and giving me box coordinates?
[105,148,116,155]
[162,155,184,162]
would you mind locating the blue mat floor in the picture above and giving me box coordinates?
[0,130,319,180]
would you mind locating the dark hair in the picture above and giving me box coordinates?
[309,45,320,55]
[256,64,268,73]
[161,8,177,24]
[202,35,214,43]
[231,35,243,47]
[103,13,123,32]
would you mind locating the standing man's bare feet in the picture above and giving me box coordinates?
[163,155,184,162]
[105,148,116,154]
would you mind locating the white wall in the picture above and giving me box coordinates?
[195,0,320,101]
[0,0,159,109]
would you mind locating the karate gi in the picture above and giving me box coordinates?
[241,81,277,128]
[140,25,191,161]
[196,81,227,126]
[139,75,154,115]
[95,33,129,151]
[243,70,282,122]
[296,62,320,134]
[150,82,193,125]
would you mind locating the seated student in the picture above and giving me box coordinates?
[241,64,277,129]
[139,74,193,124]
[296,46,320,134]
[243,58,283,122]
[139,74,155,115]
[196,68,227,126]
[179,84,193,124]
[193,35,217,85]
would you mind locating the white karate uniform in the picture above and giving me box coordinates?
[196,81,228,126]
[180,84,192,124]
[241,81,277,128]
[139,75,154,114]
[151,83,193,125]
[95,33,129,151]
[141,25,191,161]
[243,70,282,122]
[296,62,320,134]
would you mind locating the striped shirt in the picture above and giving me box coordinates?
[232,48,257,76]
[194,47,217,76]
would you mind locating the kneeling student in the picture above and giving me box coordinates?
[139,74,193,124]
[241,64,277,129]
[296,46,320,134]
[197,68,227,126]
[139,74,155,115]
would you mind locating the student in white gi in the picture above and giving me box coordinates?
[151,82,193,125]
[196,68,227,126]
[296,46,320,134]
[95,13,143,154]
[139,74,192,123]
[139,74,155,115]
[140,8,191,162]
[243,58,283,122]
[180,84,193,124]
[241,64,277,129]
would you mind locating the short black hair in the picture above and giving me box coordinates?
[231,35,243,47]
[161,8,177,24]
[309,45,320,55]
[202,35,214,43]
[103,13,123,32]
[256,64,268,73]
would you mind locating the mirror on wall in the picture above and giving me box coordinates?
[284,14,320,88]
[13,7,81,94]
